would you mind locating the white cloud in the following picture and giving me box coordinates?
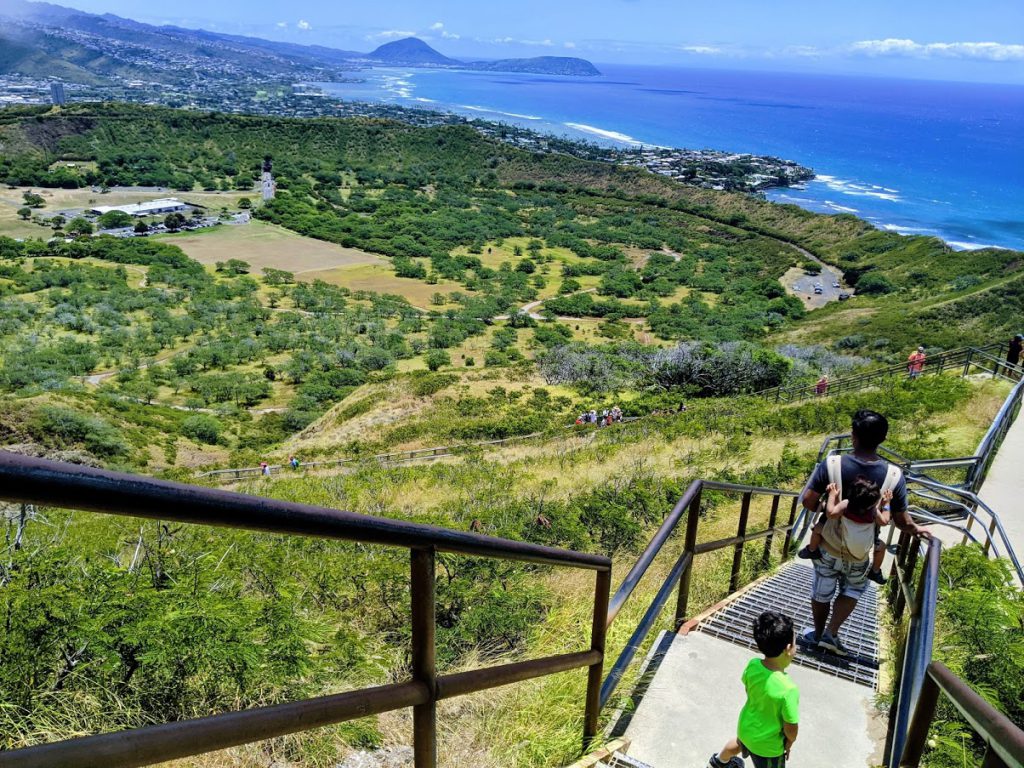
[275,21,287,28]
[296,19,311,31]
[678,45,722,55]
[430,22,444,31]
[368,29,416,41]
[564,41,576,49]
[850,38,1024,61]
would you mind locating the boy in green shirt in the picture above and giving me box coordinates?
[708,611,800,768]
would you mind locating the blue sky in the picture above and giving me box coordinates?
[56,0,1024,83]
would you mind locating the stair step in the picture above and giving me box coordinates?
[606,754,654,768]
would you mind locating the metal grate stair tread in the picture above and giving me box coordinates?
[696,562,880,687]
[605,754,655,768]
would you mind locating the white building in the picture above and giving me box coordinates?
[88,198,190,217]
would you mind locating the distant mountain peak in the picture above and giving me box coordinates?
[368,37,455,66]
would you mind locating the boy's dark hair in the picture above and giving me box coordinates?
[849,474,881,513]
[851,409,889,450]
[752,611,794,658]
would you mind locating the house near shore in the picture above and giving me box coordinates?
[88,198,193,217]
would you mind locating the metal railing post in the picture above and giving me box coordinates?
[899,669,939,766]
[762,495,781,569]
[729,492,752,593]
[411,548,437,768]
[963,348,973,377]
[674,485,703,627]
[781,496,799,560]
[584,568,611,749]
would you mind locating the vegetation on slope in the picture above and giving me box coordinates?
[0,376,985,766]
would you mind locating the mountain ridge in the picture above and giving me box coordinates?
[0,2,601,82]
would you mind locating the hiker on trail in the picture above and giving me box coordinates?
[907,346,927,379]
[815,375,829,396]
[798,409,929,657]
[707,611,799,768]
[589,409,598,425]
[289,455,300,470]
[1007,334,1023,373]
[260,462,271,477]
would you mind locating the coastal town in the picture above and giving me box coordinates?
[0,74,815,193]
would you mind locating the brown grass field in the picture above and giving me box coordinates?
[302,263,465,308]
[157,221,387,275]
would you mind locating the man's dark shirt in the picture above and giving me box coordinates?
[808,453,908,521]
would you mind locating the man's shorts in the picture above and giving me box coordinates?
[738,739,786,768]
[812,550,869,602]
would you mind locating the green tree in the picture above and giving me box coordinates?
[50,214,66,230]
[238,197,252,210]
[17,207,32,220]
[65,218,93,237]
[164,213,186,231]
[425,349,451,371]
[97,210,134,229]
[22,192,45,208]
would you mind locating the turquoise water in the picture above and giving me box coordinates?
[320,65,1024,251]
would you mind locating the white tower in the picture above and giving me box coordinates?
[261,156,276,201]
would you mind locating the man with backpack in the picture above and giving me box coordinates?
[798,409,930,656]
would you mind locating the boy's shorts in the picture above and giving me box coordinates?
[812,550,868,602]
[738,739,786,767]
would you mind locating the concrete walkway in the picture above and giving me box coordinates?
[977,405,1024,580]
[623,631,884,768]
[620,562,886,768]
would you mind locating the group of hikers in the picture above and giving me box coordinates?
[575,406,624,426]
[708,408,931,767]
[258,455,302,475]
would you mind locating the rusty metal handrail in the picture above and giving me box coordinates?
[0,450,612,768]
[599,481,800,711]
[900,662,1024,768]
[0,452,607,570]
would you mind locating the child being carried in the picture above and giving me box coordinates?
[798,475,892,585]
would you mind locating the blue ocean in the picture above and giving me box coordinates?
[319,65,1024,252]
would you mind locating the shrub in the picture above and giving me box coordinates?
[856,273,896,295]
[30,406,125,458]
[180,414,223,445]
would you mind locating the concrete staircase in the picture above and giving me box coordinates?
[615,562,887,768]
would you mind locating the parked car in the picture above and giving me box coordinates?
[814,286,823,295]
[832,281,841,288]
[838,292,851,300]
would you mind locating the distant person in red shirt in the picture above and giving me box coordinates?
[815,375,829,396]
[907,346,927,379]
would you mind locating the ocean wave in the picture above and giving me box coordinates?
[946,240,1008,252]
[460,105,543,120]
[822,200,859,214]
[564,122,642,145]
[814,174,901,202]
[879,223,936,236]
